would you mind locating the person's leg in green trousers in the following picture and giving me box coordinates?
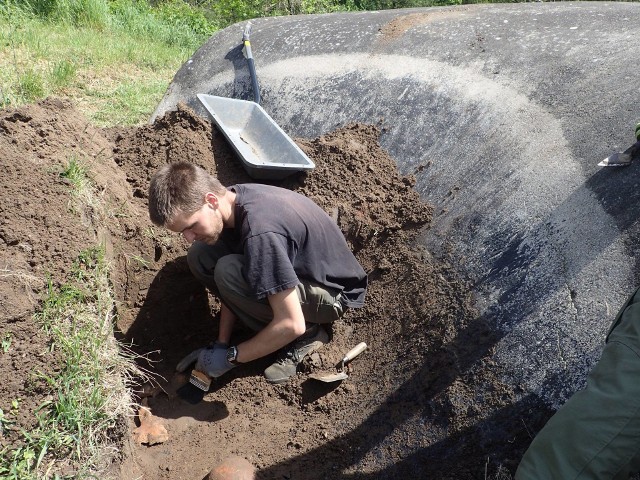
[516,287,640,480]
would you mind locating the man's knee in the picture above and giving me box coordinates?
[296,281,345,324]
[187,241,212,279]
[213,254,245,294]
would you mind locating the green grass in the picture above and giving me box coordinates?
[16,68,45,101]
[60,156,98,216]
[60,156,89,188]
[51,59,76,88]
[0,157,143,478]
[89,78,172,126]
[0,16,194,124]
[2,332,12,353]
[0,246,141,479]
[0,2,207,125]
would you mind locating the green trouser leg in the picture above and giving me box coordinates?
[187,241,345,332]
[516,287,640,480]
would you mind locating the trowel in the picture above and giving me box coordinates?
[309,342,367,383]
[598,140,640,167]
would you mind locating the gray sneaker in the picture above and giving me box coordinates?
[264,324,329,384]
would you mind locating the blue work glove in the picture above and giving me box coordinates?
[195,343,236,378]
[176,348,204,372]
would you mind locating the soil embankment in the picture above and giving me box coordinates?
[0,99,552,479]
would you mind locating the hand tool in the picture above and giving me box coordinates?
[309,342,367,383]
[599,122,640,167]
[598,140,640,167]
[189,369,212,391]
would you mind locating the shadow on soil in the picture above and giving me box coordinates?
[125,252,555,478]
[255,315,555,479]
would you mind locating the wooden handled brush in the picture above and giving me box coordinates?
[189,369,212,392]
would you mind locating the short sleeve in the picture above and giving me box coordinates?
[242,232,299,298]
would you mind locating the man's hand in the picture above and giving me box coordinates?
[176,348,204,373]
[196,343,236,378]
[176,341,228,373]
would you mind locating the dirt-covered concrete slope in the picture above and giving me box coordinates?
[153,0,640,435]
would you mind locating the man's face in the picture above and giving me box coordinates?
[166,202,224,245]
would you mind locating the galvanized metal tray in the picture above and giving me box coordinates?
[197,93,315,180]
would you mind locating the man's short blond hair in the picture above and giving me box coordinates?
[148,162,227,227]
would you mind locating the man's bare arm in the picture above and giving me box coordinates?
[234,287,305,363]
[217,303,236,345]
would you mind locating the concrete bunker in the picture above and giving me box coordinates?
[156,2,640,404]
[147,2,640,476]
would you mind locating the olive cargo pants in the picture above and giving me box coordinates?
[516,286,640,480]
[187,241,346,332]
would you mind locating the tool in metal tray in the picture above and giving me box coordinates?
[197,22,315,180]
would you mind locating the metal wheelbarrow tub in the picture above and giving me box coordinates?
[197,93,315,180]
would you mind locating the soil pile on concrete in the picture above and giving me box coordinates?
[0,99,551,479]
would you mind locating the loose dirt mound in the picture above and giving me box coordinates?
[0,99,552,479]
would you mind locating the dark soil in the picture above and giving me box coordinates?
[0,99,553,480]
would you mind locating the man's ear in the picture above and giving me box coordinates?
[204,192,219,208]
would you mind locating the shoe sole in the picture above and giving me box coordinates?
[265,376,291,385]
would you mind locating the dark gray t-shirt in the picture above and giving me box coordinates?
[223,184,367,307]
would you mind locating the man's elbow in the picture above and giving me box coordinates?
[290,321,306,338]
